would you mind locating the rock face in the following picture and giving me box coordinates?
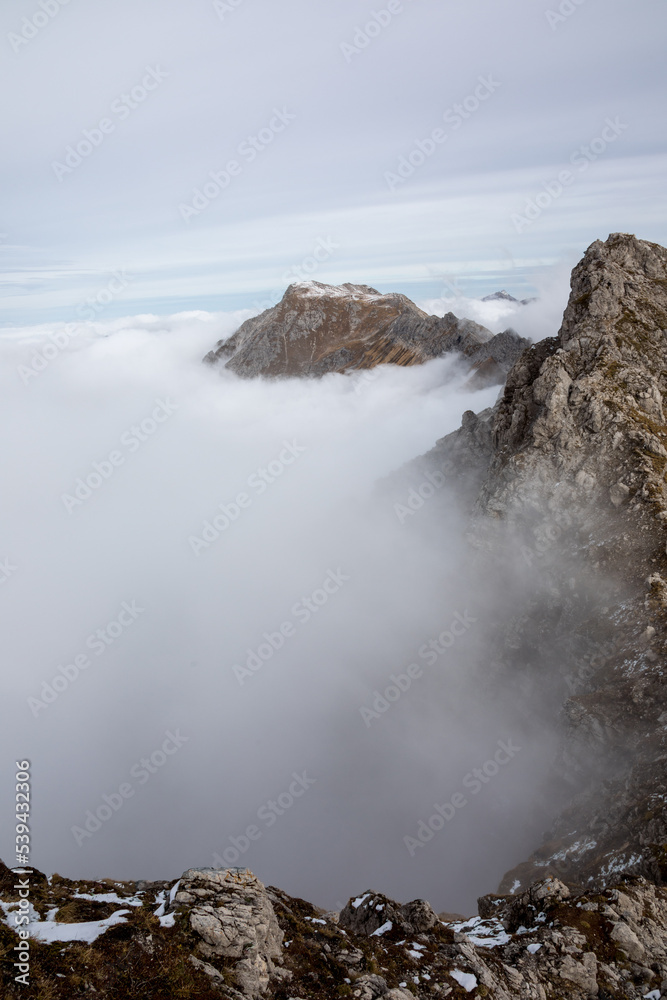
[481,233,667,520]
[3,859,667,998]
[338,890,439,937]
[465,328,532,390]
[203,280,526,381]
[176,867,286,996]
[411,234,667,897]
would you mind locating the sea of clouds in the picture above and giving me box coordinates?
[0,290,567,912]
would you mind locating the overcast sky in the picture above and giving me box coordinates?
[1,0,666,324]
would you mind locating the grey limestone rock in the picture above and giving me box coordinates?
[175,867,284,997]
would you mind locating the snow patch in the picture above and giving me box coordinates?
[451,969,478,992]
[28,909,130,944]
[371,920,393,936]
[537,839,597,864]
[73,891,143,907]
[1,901,41,925]
[450,916,510,948]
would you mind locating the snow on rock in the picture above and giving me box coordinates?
[371,920,393,936]
[168,879,181,904]
[340,891,438,937]
[291,281,385,301]
[450,969,478,992]
[449,915,510,947]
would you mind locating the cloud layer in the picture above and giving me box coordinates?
[1,309,564,912]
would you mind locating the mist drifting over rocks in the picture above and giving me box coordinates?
[0,283,556,916]
[4,235,667,999]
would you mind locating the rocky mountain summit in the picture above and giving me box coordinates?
[4,234,667,999]
[203,281,529,382]
[481,290,535,305]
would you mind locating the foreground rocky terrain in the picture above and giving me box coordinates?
[4,234,667,997]
[203,280,529,383]
[3,860,666,998]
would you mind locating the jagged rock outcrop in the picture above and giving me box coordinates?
[3,859,667,998]
[407,233,667,897]
[203,281,525,382]
[465,329,532,389]
[481,233,667,521]
[176,867,287,996]
[339,890,438,937]
[470,327,531,372]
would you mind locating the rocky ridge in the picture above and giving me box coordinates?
[409,234,667,897]
[203,281,529,382]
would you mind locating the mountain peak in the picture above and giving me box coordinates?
[558,232,667,351]
[481,289,518,302]
[203,281,512,379]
